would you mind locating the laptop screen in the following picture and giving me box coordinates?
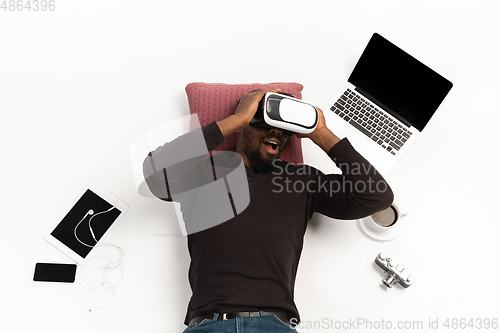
[349,33,453,132]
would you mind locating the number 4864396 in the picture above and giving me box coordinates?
[1,0,56,11]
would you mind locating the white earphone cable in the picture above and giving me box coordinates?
[74,207,124,312]
[74,206,115,248]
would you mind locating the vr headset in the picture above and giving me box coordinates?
[249,92,318,137]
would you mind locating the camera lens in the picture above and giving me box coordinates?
[383,273,398,288]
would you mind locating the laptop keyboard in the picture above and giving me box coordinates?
[330,89,412,155]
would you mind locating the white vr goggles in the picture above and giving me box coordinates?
[250,92,318,137]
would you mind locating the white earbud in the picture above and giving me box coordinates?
[76,204,123,313]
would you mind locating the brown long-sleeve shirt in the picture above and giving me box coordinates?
[143,121,393,325]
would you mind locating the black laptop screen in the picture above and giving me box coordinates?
[349,33,453,132]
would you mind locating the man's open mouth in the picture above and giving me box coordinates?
[262,138,280,154]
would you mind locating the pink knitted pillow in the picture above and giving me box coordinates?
[185,82,304,165]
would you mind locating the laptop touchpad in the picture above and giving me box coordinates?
[339,126,372,153]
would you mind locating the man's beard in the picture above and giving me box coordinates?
[244,147,280,173]
[242,130,283,173]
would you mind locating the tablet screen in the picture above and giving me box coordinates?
[50,189,122,259]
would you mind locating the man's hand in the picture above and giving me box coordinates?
[234,89,281,125]
[296,107,340,152]
[216,89,281,138]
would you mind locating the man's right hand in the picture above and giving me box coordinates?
[234,89,281,126]
[217,89,281,138]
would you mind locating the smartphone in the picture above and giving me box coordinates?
[33,263,77,283]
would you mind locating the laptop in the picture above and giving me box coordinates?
[323,33,453,176]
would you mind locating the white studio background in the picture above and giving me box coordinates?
[1,1,499,332]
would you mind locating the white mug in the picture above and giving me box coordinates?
[369,202,407,230]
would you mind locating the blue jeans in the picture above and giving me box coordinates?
[182,312,299,333]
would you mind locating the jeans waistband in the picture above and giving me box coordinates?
[188,311,290,326]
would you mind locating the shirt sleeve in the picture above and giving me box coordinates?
[142,121,225,201]
[308,138,394,220]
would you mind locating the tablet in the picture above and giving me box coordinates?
[44,181,129,265]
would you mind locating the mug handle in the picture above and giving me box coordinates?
[393,201,408,217]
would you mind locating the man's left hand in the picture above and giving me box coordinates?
[296,107,341,152]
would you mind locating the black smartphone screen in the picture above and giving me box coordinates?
[33,263,77,283]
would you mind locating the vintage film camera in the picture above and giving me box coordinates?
[375,252,413,288]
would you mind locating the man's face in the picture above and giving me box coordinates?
[239,125,288,172]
